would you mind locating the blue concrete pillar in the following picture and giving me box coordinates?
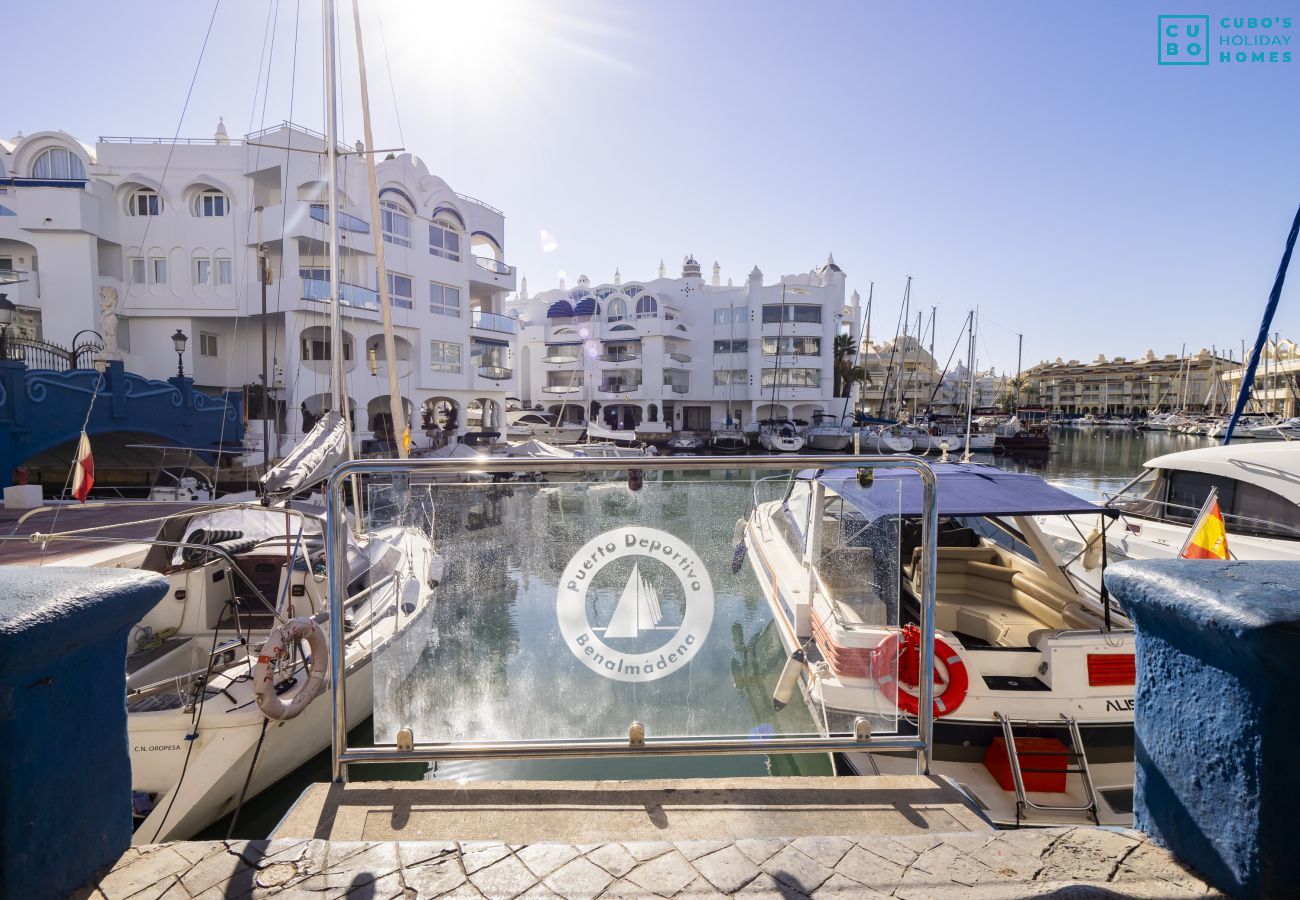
[1106,560,1300,899]
[0,567,167,899]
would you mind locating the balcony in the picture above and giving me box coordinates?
[666,352,692,366]
[599,381,642,394]
[471,309,517,334]
[302,277,379,312]
[665,381,689,394]
[469,255,517,292]
[477,365,513,381]
[542,384,582,395]
[308,203,370,234]
[598,351,640,363]
[0,270,39,308]
[543,351,581,364]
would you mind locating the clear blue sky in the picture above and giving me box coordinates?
[7,1,1298,374]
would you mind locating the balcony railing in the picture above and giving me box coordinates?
[303,277,379,311]
[308,203,370,234]
[599,381,641,393]
[477,365,513,380]
[542,384,582,394]
[471,309,517,334]
[666,382,689,394]
[474,256,515,276]
[0,177,87,190]
[598,352,640,363]
[543,352,580,364]
[669,352,692,363]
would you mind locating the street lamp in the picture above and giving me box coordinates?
[0,293,14,361]
[171,329,188,378]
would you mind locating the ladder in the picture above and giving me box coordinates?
[993,711,1100,826]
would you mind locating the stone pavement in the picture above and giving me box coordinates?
[77,827,1220,899]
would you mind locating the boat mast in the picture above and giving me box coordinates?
[1014,332,1022,416]
[323,0,352,457]
[350,0,408,458]
[962,308,977,462]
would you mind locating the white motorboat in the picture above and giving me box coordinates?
[804,416,853,452]
[759,420,806,453]
[744,464,1135,827]
[505,409,587,444]
[1245,417,1300,441]
[859,427,915,454]
[1036,441,1300,594]
[667,431,707,453]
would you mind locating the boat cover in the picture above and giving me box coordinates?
[586,421,639,443]
[811,463,1117,519]
[502,439,575,458]
[260,411,349,503]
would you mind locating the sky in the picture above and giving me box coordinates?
[6,1,1299,375]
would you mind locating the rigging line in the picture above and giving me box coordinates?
[376,11,406,149]
[119,0,223,314]
[273,0,302,444]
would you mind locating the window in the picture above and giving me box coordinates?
[130,190,163,216]
[150,257,167,284]
[762,304,822,324]
[215,257,232,285]
[606,298,627,322]
[635,295,658,317]
[129,257,146,285]
[762,336,821,356]
[387,272,414,309]
[301,337,352,361]
[430,340,462,373]
[31,147,86,180]
[713,307,747,325]
[713,369,748,386]
[193,258,210,285]
[430,281,461,317]
[381,200,412,248]
[761,367,821,388]
[194,190,228,217]
[713,339,748,354]
[547,371,583,388]
[199,332,219,357]
[429,221,461,261]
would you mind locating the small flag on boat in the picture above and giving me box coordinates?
[402,426,412,455]
[1179,487,1230,560]
[71,432,94,503]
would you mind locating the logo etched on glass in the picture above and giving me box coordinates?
[557,526,715,682]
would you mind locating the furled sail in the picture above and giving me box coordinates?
[259,411,349,503]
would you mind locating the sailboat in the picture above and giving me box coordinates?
[602,562,665,638]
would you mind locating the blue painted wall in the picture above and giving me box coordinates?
[0,359,243,487]
[0,567,167,900]
[1106,559,1300,900]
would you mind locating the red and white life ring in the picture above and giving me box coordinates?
[253,616,329,721]
[871,624,968,717]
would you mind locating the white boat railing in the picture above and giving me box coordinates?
[325,454,941,781]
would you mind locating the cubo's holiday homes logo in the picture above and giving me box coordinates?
[557,526,714,682]
[1159,15,1293,65]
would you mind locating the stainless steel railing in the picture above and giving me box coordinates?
[325,454,939,782]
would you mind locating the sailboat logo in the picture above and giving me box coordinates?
[601,563,669,638]
[556,526,715,683]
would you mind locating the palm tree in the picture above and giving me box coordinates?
[833,334,869,398]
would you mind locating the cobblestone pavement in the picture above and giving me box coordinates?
[76,828,1221,899]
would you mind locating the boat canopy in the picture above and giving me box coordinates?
[811,464,1117,519]
[260,410,348,503]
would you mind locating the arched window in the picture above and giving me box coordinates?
[429,216,461,261]
[606,298,627,322]
[31,147,86,180]
[635,295,658,318]
[193,189,228,217]
[129,189,162,216]
[647,403,658,423]
[381,199,412,248]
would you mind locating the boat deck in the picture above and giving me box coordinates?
[0,502,208,565]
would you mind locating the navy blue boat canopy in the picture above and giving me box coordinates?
[810,464,1116,519]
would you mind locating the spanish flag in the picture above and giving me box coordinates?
[70,432,94,503]
[1180,489,1231,560]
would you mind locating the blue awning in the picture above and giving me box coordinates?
[472,337,510,348]
[546,300,574,319]
[811,464,1115,519]
[573,298,598,317]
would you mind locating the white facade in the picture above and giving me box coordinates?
[0,123,516,455]
[508,256,859,433]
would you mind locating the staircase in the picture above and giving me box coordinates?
[993,711,1100,826]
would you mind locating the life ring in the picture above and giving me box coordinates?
[253,616,329,721]
[871,624,968,717]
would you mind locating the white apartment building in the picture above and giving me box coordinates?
[509,256,860,433]
[0,122,516,457]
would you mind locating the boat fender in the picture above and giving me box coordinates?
[253,617,329,721]
[401,576,422,615]
[1082,528,1103,571]
[427,553,445,588]
[871,624,968,718]
[772,648,807,710]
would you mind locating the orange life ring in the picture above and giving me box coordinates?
[871,624,968,717]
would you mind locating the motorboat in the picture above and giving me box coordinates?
[804,416,853,452]
[505,409,587,444]
[711,426,749,453]
[994,417,1051,452]
[744,464,1135,827]
[858,427,915,454]
[1245,417,1300,441]
[667,431,707,453]
[759,419,806,453]
[1036,441,1300,594]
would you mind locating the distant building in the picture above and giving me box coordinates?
[858,335,1007,418]
[508,256,859,432]
[1220,338,1298,418]
[0,122,517,458]
[1024,349,1234,417]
